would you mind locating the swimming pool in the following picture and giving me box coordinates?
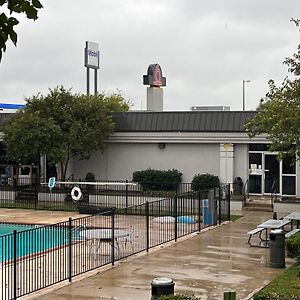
[0,223,71,262]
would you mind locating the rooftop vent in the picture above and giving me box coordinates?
[190,106,230,111]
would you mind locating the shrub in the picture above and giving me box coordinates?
[132,169,182,191]
[286,233,300,258]
[191,173,220,192]
[85,172,95,181]
[84,172,95,193]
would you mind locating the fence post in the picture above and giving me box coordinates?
[218,187,222,225]
[125,180,128,214]
[34,177,38,210]
[227,184,231,221]
[111,208,115,266]
[174,195,178,242]
[198,191,201,232]
[68,218,72,282]
[13,230,17,300]
[146,201,149,252]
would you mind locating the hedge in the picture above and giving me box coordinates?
[191,173,220,192]
[132,169,182,191]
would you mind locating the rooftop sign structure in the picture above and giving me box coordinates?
[143,64,166,87]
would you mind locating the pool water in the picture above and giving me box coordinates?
[0,223,37,236]
[0,223,70,262]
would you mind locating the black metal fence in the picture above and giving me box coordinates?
[1,185,230,300]
[0,178,193,211]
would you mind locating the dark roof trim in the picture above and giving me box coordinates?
[112,111,257,132]
[0,111,257,133]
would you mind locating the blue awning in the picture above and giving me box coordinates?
[0,103,26,110]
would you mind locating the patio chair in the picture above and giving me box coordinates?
[116,225,134,253]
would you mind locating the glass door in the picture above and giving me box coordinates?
[249,152,263,194]
[249,144,297,196]
[264,153,280,194]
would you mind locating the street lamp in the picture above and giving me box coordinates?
[242,80,251,111]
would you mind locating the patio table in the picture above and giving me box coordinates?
[256,219,291,247]
[283,212,300,228]
[80,229,130,257]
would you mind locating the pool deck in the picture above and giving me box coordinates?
[0,208,296,300]
[0,208,85,224]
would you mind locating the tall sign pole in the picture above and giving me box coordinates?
[87,68,90,95]
[84,41,100,95]
[94,69,97,95]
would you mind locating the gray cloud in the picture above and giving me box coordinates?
[0,0,299,111]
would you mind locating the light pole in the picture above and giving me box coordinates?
[242,80,250,111]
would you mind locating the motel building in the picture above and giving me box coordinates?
[2,107,299,201]
[0,106,299,210]
[69,109,299,203]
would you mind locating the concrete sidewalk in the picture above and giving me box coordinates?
[29,211,293,300]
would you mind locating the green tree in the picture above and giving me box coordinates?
[2,86,129,179]
[245,21,300,162]
[0,0,43,62]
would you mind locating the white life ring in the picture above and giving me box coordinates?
[71,186,82,202]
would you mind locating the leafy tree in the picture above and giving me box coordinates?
[0,0,43,62]
[2,86,129,179]
[245,20,300,162]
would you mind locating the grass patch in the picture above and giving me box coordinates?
[230,215,242,222]
[159,295,198,300]
[254,264,300,299]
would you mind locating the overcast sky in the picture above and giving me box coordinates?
[0,0,300,111]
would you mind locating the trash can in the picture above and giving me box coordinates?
[202,199,213,225]
[233,177,243,195]
[269,229,285,268]
[151,277,174,299]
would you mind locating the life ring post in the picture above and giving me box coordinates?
[71,186,83,202]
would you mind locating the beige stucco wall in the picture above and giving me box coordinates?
[73,143,220,182]
[69,131,298,197]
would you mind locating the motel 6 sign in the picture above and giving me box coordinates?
[84,41,100,69]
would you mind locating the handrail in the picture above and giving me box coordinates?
[66,174,74,182]
[270,180,278,206]
[243,179,249,206]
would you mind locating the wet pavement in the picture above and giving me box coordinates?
[22,210,294,300]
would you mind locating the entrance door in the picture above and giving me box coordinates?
[249,153,263,194]
[264,154,280,194]
[249,152,280,195]
[249,144,296,196]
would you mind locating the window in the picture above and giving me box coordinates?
[19,166,30,176]
[282,156,296,174]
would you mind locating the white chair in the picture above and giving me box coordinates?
[116,226,134,253]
